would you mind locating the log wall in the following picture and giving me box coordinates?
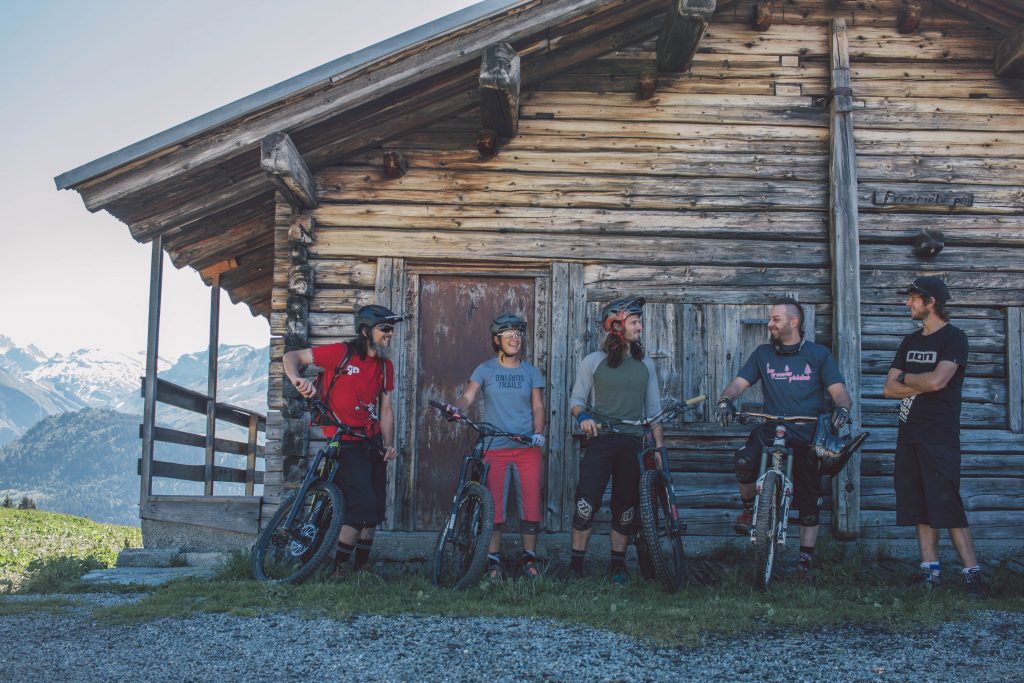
[263,0,1024,541]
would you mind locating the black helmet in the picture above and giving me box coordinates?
[355,305,403,332]
[490,313,527,336]
[812,414,869,477]
[601,296,645,332]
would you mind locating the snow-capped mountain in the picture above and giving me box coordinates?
[0,338,268,444]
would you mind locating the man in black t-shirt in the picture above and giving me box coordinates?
[883,276,984,596]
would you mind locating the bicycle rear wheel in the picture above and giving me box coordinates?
[431,481,494,590]
[252,481,345,584]
[752,471,782,591]
[639,469,687,592]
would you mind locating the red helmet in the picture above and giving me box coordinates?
[601,296,645,332]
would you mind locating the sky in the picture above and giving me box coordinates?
[0,0,479,360]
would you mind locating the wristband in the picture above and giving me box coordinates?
[897,371,907,384]
[576,412,593,425]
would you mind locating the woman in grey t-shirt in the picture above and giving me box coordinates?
[455,314,546,580]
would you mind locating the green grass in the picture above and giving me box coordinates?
[91,547,1024,646]
[0,507,141,593]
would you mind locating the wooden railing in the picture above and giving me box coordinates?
[137,378,266,495]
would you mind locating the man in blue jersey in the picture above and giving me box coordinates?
[715,298,852,581]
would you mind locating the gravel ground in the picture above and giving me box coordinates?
[1,593,1022,682]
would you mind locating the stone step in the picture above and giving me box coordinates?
[80,566,216,587]
[116,548,228,569]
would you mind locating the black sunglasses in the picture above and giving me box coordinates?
[376,324,395,333]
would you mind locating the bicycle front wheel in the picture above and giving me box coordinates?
[252,481,345,584]
[431,481,494,590]
[752,471,782,591]
[639,469,687,592]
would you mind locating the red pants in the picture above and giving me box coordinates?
[483,447,542,525]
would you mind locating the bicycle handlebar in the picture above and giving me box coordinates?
[429,399,532,444]
[734,411,818,425]
[592,394,707,432]
[307,397,369,440]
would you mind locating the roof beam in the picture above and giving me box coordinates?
[260,132,318,210]
[995,23,1024,79]
[933,0,1023,34]
[656,0,716,73]
[479,42,521,138]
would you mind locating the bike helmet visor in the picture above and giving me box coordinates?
[355,304,404,331]
[490,313,527,336]
[601,296,645,332]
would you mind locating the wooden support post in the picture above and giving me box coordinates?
[375,257,407,530]
[260,132,319,210]
[751,1,773,31]
[656,0,716,73]
[995,23,1024,79]
[1009,308,1023,434]
[828,19,863,540]
[479,42,521,138]
[140,236,164,509]
[383,151,409,179]
[246,414,258,496]
[896,3,922,34]
[476,129,499,158]
[636,71,658,100]
[204,273,221,496]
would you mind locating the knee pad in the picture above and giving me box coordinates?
[520,520,541,535]
[733,447,758,484]
[611,506,637,535]
[572,498,595,531]
[797,512,819,527]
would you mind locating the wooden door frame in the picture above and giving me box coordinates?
[393,261,551,531]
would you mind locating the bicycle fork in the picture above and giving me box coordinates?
[442,456,490,534]
[750,436,795,546]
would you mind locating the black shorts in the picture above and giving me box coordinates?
[894,441,968,529]
[575,434,642,532]
[735,425,822,526]
[331,438,387,528]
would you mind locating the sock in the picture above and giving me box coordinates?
[798,545,815,571]
[354,538,373,569]
[570,549,586,574]
[962,564,981,576]
[521,549,537,563]
[334,541,354,568]
[487,552,502,567]
[921,561,941,579]
[610,549,627,571]
[742,496,755,512]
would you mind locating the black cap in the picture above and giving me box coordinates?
[905,276,950,305]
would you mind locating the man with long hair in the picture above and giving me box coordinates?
[715,298,852,581]
[283,304,402,577]
[883,276,984,596]
[569,296,662,583]
[454,313,546,580]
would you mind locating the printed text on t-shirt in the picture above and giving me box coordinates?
[765,362,814,383]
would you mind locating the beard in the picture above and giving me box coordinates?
[373,340,391,360]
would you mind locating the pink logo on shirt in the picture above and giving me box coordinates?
[766,362,813,383]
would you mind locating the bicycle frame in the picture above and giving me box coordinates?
[441,437,492,534]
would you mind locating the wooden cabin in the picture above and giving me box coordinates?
[57,0,1024,556]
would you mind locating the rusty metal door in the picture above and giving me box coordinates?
[414,275,536,530]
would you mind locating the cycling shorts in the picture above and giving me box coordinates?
[483,447,543,524]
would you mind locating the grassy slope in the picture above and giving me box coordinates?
[0,507,141,592]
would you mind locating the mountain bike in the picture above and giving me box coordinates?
[592,394,706,593]
[252,397,370,584]
[429,399,533,590]
[733,412,817,591]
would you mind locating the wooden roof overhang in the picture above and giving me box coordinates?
[54,0,695,317]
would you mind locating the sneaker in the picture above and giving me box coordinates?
[963,567,987,600]
[793,563,814,585]
[329,563,353,581]
[734,509,753,535]
[520,555,541,579]
[609,563,630,585]
[908,568,940,591]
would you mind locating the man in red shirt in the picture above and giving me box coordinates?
[283,304,402,576]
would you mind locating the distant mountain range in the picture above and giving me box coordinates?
[0,337,268,525]
[0,335,268,445]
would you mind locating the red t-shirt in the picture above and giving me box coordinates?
[312,343,394,439]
